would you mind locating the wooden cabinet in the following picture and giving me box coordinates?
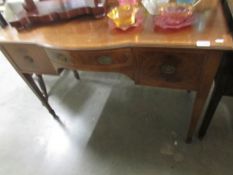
[2,44,57,74]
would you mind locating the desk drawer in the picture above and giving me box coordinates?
[135,49,206,90]
[46,49,134,71]
[3,44,57,74]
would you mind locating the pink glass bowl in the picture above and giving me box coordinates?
[154,3,196,30]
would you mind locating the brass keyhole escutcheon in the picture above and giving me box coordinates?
[98,56,112,65]
[57,54,68,62]
[24,55,34,63]
[160,64,176,75]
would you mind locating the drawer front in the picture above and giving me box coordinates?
[46,49,134,71]
[46,50,74,67]
[135,49,206,90]
[3,44,57,74]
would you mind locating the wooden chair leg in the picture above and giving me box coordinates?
[73,70,80,80]
[36,74,48,100]
[198,86,223,139]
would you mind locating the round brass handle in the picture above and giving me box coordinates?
[160,64,176,75]
[57,54,68,62]
[24,56,34,63]
[98,56,112,65]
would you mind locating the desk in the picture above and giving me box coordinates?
[0,3,232,142]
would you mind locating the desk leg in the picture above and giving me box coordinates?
[186,91,211,143]
[35,74,48,100]
[198,59,227,139]
[23,73,60,121]
[186,54,221,143]
[198,85,222,139]
[36,71,80,99]
[73,70,80,80]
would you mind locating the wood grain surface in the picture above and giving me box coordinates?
[0,4,232,50]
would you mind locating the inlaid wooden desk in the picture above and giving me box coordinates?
[0,4,232,142]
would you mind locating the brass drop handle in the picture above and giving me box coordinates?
[160,64,176,75]
[24,55,34,63]
[98,56,112,65]
[57,54,68,62]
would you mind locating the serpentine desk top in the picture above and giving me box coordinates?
[0,4,232,50]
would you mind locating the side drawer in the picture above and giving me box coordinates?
[135,49,206,90]
[3,44,57,74]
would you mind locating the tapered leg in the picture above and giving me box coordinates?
[198,86,222,139]
[198,64,228,139]
[73,70,80,80]
[23,73,60,121]
[0,46,60,122]
[198,55,231,139]
[186,53,221,143]
[186,92,211,143]
[36,74,48,100]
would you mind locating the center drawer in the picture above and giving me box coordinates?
[46,48,134,71]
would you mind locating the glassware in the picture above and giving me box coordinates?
[154,3,195,30]
[107,4,143,31]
